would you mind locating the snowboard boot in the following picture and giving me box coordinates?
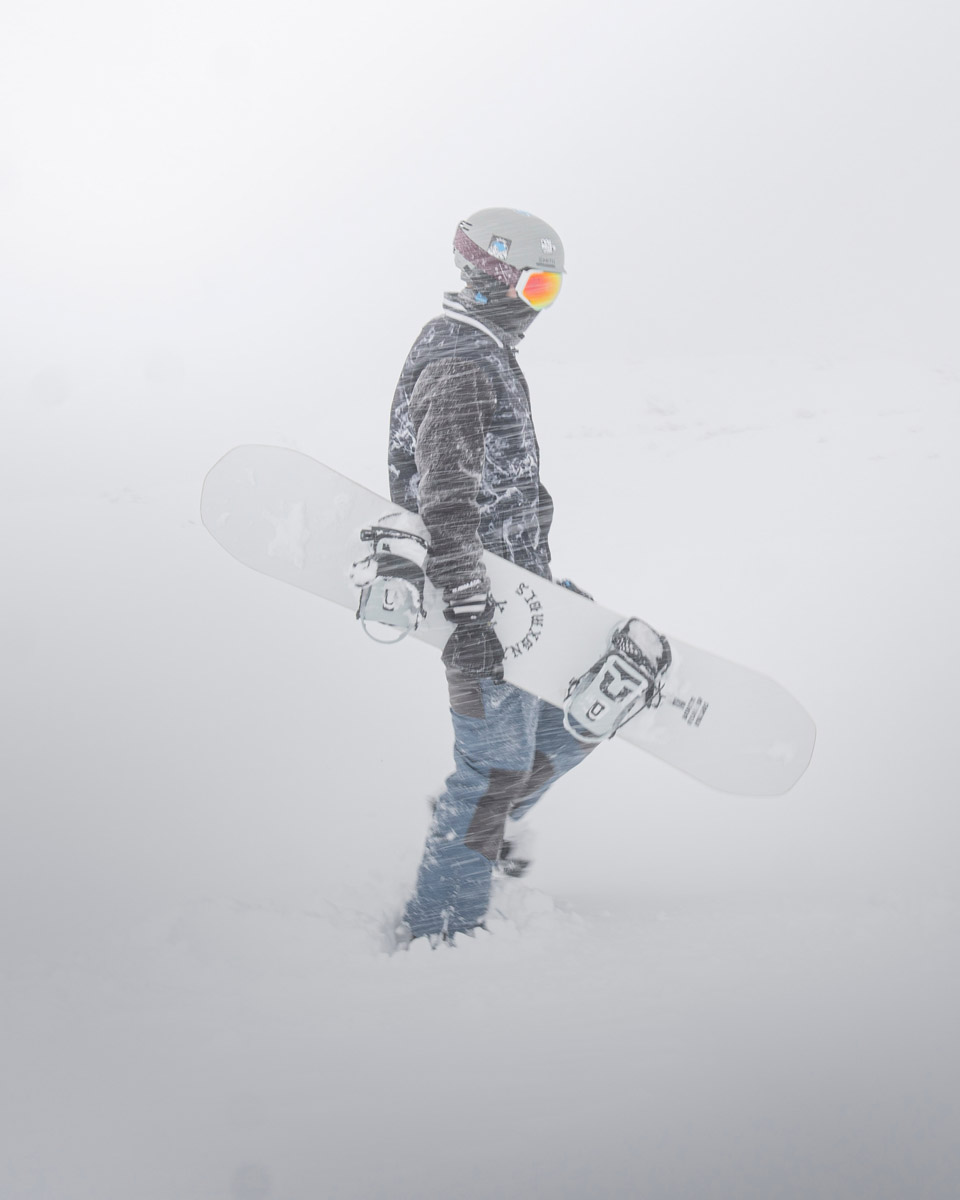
[496,823,535,878]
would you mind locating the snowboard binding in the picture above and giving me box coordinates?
[563,618,672,744]
[351,520,428,643]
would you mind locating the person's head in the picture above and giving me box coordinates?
[453,207,564,338]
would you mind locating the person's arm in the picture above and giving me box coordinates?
[408,357,496,596]
[408,357,504,680]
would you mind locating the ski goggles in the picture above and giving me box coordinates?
[516,268,563,311]
[453,226,563,310]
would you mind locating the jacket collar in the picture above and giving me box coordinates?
[441,292,520,352]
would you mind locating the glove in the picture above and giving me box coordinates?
[441,580,504,682]
[442,623,505,682]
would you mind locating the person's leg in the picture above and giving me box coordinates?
[403,673,541,940]
[507,699,596,823]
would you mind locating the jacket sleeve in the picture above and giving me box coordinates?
[408,357,497,594]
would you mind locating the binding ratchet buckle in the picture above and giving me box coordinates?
[563,618,672,744]
[351,523,428,643]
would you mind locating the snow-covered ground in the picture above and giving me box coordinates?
[3,4,960,1198]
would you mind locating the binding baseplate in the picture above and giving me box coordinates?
[351,518,428,643]
[563,617,672,744]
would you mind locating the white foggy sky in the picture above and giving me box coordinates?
[2,0,959,382]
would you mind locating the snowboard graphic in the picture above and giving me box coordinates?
[201,445,815,796]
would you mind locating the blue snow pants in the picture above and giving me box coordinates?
[403,670,595,939]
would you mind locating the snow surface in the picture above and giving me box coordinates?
[3,3,960,1198]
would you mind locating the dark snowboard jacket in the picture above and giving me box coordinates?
[388,292,554,596]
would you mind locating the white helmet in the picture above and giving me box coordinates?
[453,207,564,310]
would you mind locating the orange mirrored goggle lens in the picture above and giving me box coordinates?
[518,270,562,310]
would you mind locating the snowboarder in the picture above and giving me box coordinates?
[389,207,596,945]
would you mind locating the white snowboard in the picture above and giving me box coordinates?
[201,445,815,796]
